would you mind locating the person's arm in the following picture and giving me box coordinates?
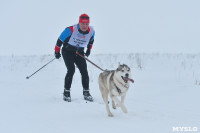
[85,31,95,57]
[54,26,73,59]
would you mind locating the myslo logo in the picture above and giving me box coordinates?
[172,126,198,132]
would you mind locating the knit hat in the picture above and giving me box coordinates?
[79,14,90,23]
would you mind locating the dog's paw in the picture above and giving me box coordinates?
[112,105,117,109]
[123,109,128,114]
[108,113,114,117]
[122,106,128,113]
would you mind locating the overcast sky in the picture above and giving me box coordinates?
[0,0,200,55]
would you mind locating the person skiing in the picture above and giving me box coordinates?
[54,14,95,102]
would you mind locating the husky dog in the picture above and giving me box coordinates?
[98,64,134,117]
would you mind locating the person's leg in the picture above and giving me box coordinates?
[75,53,89,90]
[75,53,93,101]
[62,50,76,90]
[62,50,76,102]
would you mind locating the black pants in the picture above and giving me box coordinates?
[62,49,89,90]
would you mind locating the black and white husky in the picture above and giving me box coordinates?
[98,64,134,117]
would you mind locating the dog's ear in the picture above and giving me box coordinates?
[118,62,121,68]
[117,62,121,71]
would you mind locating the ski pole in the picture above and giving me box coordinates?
[26,58,56,79]
[76,52,105,71]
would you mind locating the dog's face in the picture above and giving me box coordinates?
[116,64,132,83]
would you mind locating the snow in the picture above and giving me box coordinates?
[0,53,200,133]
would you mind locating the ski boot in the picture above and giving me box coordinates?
[63,89,71,102]
[83,90,93,102]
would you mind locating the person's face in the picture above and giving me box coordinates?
[79,23,89,32]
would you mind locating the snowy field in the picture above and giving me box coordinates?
[0,53,200,133]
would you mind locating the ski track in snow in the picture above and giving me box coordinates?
[0,54,200,133]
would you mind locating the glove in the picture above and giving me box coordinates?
[55,52,61,59]
[85,49,90,57]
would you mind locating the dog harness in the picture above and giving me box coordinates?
[111,72,129,95]
[114,83,122,94]
[114,80,129,94]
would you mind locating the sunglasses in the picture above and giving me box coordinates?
[80,16,89,19]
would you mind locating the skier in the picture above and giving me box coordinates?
[54,14,95,102]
